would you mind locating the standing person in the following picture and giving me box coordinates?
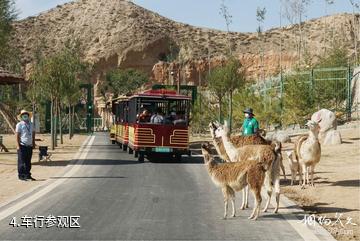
[15,110,36,181]
[240,108,259,136]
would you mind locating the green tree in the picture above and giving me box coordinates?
[282,73,315,125]
[316,43,349,68]
[219,0,233,55]
[207,58,246,128]
[101,69,148,97]
[207,66,227,122]
[0,0,20,72]
[28,43,91,149]
[256,6,267,82]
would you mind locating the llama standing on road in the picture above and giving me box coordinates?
[285,150,301,186]
[209,121,286,212]
[293,119,322,188]
[209,121,285,210]
[209,121,286,178]
[201,143,269,220]
[214,123,282,213]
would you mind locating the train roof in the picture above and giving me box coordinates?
[111,96,129,104]
[129,89,191,100]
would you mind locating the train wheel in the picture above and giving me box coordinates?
[174,154,182,162]
[138,153,145,163]
[134,151,139,158]
[128,148,133,154]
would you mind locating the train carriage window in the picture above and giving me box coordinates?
[128,97,190,125]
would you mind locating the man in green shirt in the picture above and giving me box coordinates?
[241,108,259,136]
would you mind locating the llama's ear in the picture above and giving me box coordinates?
[224,120,228,127]
[210,122,217,129]
[317,118,322,123]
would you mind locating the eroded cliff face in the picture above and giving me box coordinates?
[12,0,359,90]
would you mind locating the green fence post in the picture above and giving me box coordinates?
[310,68,314,106]
[347,66,352,120]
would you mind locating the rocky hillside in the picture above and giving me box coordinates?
[12,0,359,88]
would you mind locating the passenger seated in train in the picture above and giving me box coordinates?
[138,109,151,123]
[165,111,177,124]
[150,108,164,124]
[173,111,186,125]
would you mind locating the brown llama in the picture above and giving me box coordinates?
[201,143,272,220]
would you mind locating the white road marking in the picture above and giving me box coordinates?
[266,190,337,241]
[0,135,95,222]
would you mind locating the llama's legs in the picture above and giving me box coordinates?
[240,186,249,209]
[306,166,310,185]
[290,169,295,186]
[301,165,307,189]
[273,177,280,213]
[231,198,236,217]
[222,186,235,219]
[245,185,249,208]
[248,167,264,220]
[280,157,287,180]
[262,188,272,213]
[262,169,273,212]
[249,189,262,220]
[222,187,228,219]
[223,200,228,219]
[298,165,303,186]
[310,165,315,187]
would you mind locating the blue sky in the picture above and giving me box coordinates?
[15,0,355,32]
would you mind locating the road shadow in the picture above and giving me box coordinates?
[349,137,360,141]
[147,154,204,164]
[33,160,70,166]
[301,203,359,214]
[330,179,360,187]
[50,176,127,179]
[34,159,142,166]
[81,159,141,165]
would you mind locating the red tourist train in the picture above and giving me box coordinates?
[111,89,191,162]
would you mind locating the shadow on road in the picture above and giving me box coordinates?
[149,156,203,164]
[50,176,127,179]
[301,203,359,214]
[330,179,360,187]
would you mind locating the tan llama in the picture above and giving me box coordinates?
[201,143,271,220]
[214,123,282,213]
[293,119,322,188]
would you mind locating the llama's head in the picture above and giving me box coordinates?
[305,119,321,135]
[208,122,219,138]
[214,121,230,138]
[201,142,213,164]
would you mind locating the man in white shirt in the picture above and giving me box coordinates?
[15,110,36,181]
[150,108,164,124]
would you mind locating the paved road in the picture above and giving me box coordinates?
[0,133,311,240]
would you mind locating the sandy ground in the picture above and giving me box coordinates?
[281,125,360,241]
[0,133,88,205]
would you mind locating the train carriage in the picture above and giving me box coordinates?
[127,89,191,162]
[111,96,130,150]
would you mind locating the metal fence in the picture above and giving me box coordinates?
[191,66,358,135]
[253,66,354,119]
